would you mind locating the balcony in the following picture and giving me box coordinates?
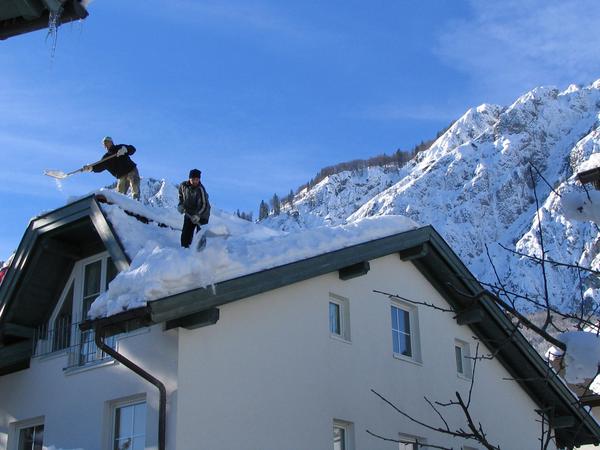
[33,318,115,369]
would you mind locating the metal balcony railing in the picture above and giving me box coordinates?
[33,318,115,368]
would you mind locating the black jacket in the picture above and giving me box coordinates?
[93,144,137,178]
[178,181,209,216]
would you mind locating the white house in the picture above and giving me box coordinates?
[1,194,599,450]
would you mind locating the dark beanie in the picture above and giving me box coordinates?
[189,168,201,178]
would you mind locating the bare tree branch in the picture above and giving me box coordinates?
[373,290,455,313]
[496,243,600,276]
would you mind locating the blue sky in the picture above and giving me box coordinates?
[1,0,600,260]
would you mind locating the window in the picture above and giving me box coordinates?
[17,424,44,450]
[8,417,44,450]
[113,401,146,450]
[333,424,346,450]
[35,252,118,367]
[329,294,350,341]
[398,433,425,449]
[455,339,472,378]
[391,302,420,361]
[333,420,353,450]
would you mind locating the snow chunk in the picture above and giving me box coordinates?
[547,331,600,386]
[561,190,600,225]
[89,214,417,318]
[576,152,600,174]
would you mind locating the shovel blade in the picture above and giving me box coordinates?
[44,169,68,179]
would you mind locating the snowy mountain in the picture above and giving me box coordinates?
[262,80,600,313]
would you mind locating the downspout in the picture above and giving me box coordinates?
[94,323,166,450]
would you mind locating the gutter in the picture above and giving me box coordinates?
[80,309,166,450]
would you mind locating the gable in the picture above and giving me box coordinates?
[0,196,128,370]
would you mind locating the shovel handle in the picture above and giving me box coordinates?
[83,152,120,172]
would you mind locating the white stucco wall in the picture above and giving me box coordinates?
[0,325,178,450]
[176,254,558,450]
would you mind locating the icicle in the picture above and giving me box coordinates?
[46,3,65,59]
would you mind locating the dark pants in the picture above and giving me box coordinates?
[181,215,200,248]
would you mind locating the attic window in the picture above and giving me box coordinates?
[34,252,118,367]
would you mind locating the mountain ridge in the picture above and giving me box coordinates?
[261,80,600,313]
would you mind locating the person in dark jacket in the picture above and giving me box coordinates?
[178,168,209,248]
[85,136,140,200]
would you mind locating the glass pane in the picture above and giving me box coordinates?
[106,257,118,289]
[114,437,132,450]
[333,425,345,450]
[132,437,145,450]
[455,345,464,374]
[401,333,412,357]
[82,295,97,319]
[84,260,102,297]
[399,443,418,450]
[392,330,400,354]
[33,425,44,450]
[391,306,399,330]
[115,405,134,440]
[401,309,411,335]
[18,427,33,450]
[133,403,146,435]
[329,302,341,335]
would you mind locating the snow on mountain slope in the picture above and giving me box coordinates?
[262,104,502,232]
[264,80,600,312]
[262,166,407,231]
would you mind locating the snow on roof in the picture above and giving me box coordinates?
[89,191,418,318]
[577,152,600,174]
[547,330,600,393]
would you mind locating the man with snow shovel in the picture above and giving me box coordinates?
[178,168,210,248]
[84,136,141,200]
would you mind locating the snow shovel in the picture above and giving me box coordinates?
[44,153,118,179]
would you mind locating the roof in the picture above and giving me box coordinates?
[0,195,128,371]
[0,0,88,40]
[0,196,599,446]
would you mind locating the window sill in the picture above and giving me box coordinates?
[63,357,116,376]
[457,373,472,381]
[330,334,352,345]
[393,352,422,366]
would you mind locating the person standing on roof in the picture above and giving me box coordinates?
[84,136,141,201]
[178,168,210,248]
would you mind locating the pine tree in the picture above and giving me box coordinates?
[258,200,269,221]
[271,193,281,216]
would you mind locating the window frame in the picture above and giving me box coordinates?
[109,396,147,450]
[390,300,421,363]
[8,416,45,450]
[455,339,472,379]
[397,432,426,450]
[329,293,351,343]
[333,419,354,450]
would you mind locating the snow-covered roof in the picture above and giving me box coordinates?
[89,189,418,318]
